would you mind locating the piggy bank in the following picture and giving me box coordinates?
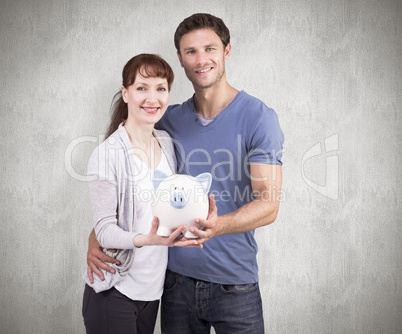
[152,171,212,238]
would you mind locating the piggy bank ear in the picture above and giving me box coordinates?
[194,173,212,194]
[153,170,169,190]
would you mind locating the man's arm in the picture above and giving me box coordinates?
[190,164,282,243]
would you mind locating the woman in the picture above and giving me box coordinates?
[82,54,199,334]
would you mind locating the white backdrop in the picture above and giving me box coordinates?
[0,0,401,333]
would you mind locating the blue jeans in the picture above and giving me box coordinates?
[161,269,264,334]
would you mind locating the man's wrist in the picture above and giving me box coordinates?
[215,215,227,236]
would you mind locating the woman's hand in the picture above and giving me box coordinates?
[133,217,203,248]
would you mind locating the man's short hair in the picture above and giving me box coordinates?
[174,13,230,53]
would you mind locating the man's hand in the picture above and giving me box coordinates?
[188,194,220,244]
[87,229,120,284]
[133,217,203,248]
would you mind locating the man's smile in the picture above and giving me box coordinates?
[196,67,213,74]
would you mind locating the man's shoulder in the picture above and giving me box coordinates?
[235,90,276,116]
[157,97,193,131]
[165,103,182,115]
[166,96,193,114]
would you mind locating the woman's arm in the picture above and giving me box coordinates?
[89,178,139,249]
[90,178,202,249]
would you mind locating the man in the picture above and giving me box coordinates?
[87,13,284,333]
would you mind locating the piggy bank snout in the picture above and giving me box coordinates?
[171,187,187,209]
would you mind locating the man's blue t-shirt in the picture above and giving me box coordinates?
[156,90,284,284]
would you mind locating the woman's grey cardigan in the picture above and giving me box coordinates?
[83,123,177,292]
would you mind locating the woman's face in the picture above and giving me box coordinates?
[122,71,169,126]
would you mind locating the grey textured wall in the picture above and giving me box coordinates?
[1,0,401,333]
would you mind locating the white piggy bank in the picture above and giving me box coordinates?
[152,171,212,238]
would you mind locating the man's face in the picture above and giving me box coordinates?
[177,28,231,90]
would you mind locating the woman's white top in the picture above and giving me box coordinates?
[115,151,173,301]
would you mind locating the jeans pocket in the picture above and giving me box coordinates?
[82,284,91,316]
[163,269,178,292]
[220,282,258,293]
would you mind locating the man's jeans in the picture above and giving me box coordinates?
[161,269,265,334]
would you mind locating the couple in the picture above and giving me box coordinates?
[82,13,284,334]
